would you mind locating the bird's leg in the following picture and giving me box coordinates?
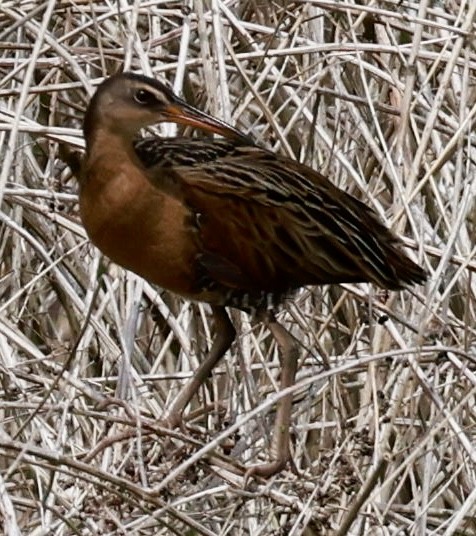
[247,312,299,479]
[164,306,236,429]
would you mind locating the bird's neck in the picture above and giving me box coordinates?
[83,98,138,157]
[84,127,137,165]
[80,127,145,196]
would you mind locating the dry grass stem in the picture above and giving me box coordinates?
[0,1,475,534]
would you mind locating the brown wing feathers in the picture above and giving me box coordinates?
[139,139,424,291]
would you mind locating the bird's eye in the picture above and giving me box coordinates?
[134,89,157,105]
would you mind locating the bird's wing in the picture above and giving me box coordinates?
[134,137,245,167]
[141,141,424,291]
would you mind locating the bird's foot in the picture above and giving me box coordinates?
[244,459,288,482]
[158,410,188,434]
[244,452,300,483]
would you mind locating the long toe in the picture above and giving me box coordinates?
[160,410,186,433]
[244,457,290,482]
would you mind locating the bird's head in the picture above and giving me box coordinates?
[83,72,250,148]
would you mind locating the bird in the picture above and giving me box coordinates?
[75,71,426,478]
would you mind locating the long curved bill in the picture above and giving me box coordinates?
[162,98,253,145]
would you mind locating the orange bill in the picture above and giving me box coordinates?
[162,100,253,145]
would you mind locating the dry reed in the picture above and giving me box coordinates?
[0,1,475,534]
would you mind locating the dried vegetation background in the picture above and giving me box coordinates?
[1,1,476,534]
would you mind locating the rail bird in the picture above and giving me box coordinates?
[76,72,426,477]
